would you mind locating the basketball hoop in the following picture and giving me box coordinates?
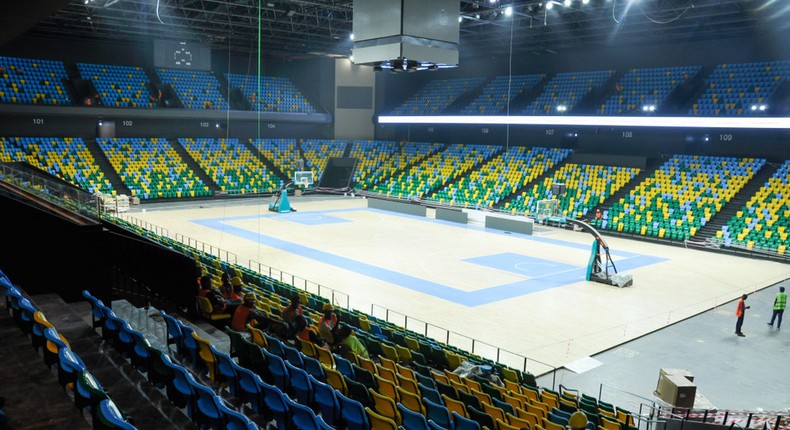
[294,171,314,188]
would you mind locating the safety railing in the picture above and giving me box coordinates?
[370,303,558,386]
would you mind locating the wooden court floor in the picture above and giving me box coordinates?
[125,195,790,375]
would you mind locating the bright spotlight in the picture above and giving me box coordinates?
[751,105,758,111]
[459,15,463,22]
[582,0,590,3]
[557,105,568,112]
[504,6,513,16]
[546,1,554,9]
[564,0,571,6]
[349,33,354,40]
[759,104,767,111]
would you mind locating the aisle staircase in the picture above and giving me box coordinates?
[693,161,779,242]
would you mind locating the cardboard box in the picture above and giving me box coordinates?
[656,369,696,407]
[660,368,694,382]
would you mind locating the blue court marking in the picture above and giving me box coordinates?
[272,212,351,226]
[465,253,580,277]
[192,208,668,307]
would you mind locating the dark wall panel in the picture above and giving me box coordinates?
[337,86,373,109]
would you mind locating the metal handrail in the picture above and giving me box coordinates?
[370,303,558,386]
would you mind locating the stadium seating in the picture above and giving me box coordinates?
[349,139,400,187]
[428,146,572,210]
[97,137,211,199]
[598,65,701,115]
[390,77,487,115]
[0,55,71,105]
[299,139,348,182]
[77,62,155,108]
[691,60,790,116]
[368,143,499,200]
[594,154,765,240]
[355,141,443,191]
[462,73,545,115]
[251,138,300,180]
[225,73,317,113]
[0,136,115,195]
[156,68,228,110]
[523,69,614,115]
[719,159,790,253]
[507,162,640,219]
[179,137,282,194]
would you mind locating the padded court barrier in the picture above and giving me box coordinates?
[436,207,468,224]
[368,197,428,217]
[485,214,534,235]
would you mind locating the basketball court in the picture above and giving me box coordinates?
[123,194,790,375]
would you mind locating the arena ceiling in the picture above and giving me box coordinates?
[2,0,789,62]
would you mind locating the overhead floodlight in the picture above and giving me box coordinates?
[564,0,572,6]
[349,33,354,40]
[459,15,463,22]
[546,1,554,9]
[504,6,513,16]
[582,0,590,3]
[557,105,568,112]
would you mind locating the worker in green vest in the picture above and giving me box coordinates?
[767,286,787,329]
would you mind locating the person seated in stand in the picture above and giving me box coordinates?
[295,314,327,350]
[318,303,339,345]
[219,272,237,301]
[195,264,207,292]
[281,295,304,335]
[197,275,238,316]
[231,293,267,332]
[333,323,369,360]
[223,275,243,302]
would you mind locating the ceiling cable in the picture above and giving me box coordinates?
[640,2,694,25]
[155,0,164,24]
